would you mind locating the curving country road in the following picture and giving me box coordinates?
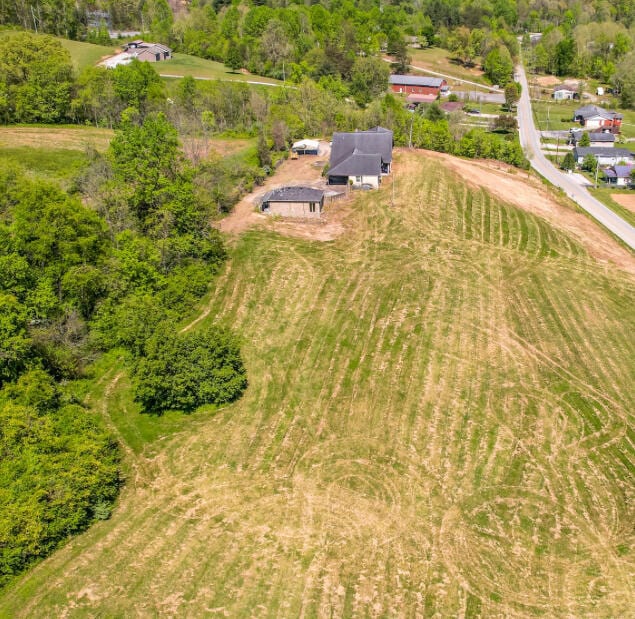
[515,63,635,250]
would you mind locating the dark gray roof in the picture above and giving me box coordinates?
[330,128,393,172]
[604,165,634,178]
[574,147,634,159]
[554,84,576,91]
[574,105,622,121]
[389,75,445,88]
[328,152,382,177]
[263,186,324,203]
[571,130,615,143]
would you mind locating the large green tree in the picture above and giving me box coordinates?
[483,45,513,85]
[0,32,74,123]
[133,326,248,413]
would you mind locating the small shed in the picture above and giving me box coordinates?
[260,186,325,218]
[553,85,577,100]
[291,139,320,155]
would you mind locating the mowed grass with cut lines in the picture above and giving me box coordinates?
[1,151,633,617]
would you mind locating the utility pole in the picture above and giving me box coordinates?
[555,134,560,165]
[408,113,414,148]
[595,157,600,188]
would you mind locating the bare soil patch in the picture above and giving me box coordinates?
[217,142,349,241]
[611,193,635,213]
[418,149,635,275]
[536,75,561,87]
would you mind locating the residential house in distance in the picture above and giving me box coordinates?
[572,147,634,167]
[123,40,172,62]
[553,84,577,100]
[389,75,448,99]
[602,165,634,187]
[573,105,622,133]
[327,127,393,189]
[569,130,615,148]
[260,187,325,218]
[100,40,172,68]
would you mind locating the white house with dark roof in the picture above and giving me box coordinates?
[260,187,325,218]
[573,147,634,167]
[569,130,615,148]
[327,127,393,188]
[574,105,623,132]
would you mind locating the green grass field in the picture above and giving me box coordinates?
[409,47,489,86]
[57,38,117,70]
[159,53,282,85]
[0,151,633,617]
[532,99,579,132]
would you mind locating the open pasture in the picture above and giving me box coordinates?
[1,151,633,618]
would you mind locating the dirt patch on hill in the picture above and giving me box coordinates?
[417,150,635,276]
[217,142,349,241]
[536,76,561,87]
[611,193,635,213]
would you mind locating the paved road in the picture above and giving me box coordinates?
[515,63,635,250]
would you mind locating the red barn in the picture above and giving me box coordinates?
[388,75,448,97]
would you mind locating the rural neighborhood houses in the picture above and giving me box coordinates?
[260,187,325,218]
[100,40,172,68]
[573,105,623,132]
[328,127,393,188]
[572,147,635,167]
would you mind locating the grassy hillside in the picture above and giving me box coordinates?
[55,37,282,85]
[1,152,633,617]
[409,46,488,86]
[161,53,282,85]
[57,38,117,70]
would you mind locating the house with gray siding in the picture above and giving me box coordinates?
[260,187,325,218]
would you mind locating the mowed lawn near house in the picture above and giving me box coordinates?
[0,151,633,617]
[60,37,283,85]
[0,124,255,184]
[160,53,282,85]
[44,35,285,85]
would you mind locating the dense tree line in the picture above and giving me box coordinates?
[0,106,251,587]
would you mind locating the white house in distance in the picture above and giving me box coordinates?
[572,147,635,167]
[327,127,393,189]
[552,84,577,100]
